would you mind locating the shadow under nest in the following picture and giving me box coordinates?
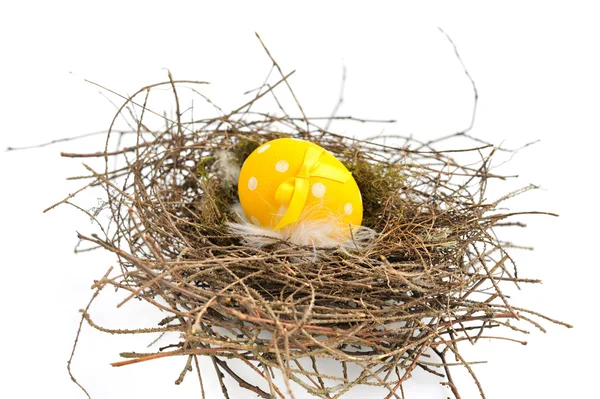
[62,77,567,399]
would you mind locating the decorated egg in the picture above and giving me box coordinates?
[237,138,362,244]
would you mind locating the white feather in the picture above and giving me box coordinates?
[214,150,240,185]
[227,203,376,252]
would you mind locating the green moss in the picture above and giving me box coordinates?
[196,156,216,179]
[346,158,405,228]
[231,136,261,164]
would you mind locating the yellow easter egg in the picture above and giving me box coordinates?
[238,138,362,238]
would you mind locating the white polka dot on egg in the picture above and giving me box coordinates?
[311,182,326,198]
[257,143,270,154]
[344,202,353,215]
[275,160,289,173]
[248,176,258,191]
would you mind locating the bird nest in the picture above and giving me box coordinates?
[55,47,569,399]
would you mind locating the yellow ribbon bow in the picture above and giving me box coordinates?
[273,146,351,230]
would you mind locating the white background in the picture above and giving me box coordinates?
[1,1,598,398]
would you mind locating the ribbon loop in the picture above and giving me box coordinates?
[274,146,351,230]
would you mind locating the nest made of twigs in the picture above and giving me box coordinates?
[55,54,570,399]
